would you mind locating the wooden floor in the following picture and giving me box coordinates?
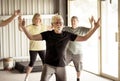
[0,66,113,81]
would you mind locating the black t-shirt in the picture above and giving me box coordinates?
[41,30,77,67]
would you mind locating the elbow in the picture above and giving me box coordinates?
[76,36,88,41]
[81,36,89,41]
[84,36,90,41]
[28,36,34,40]
[84,38,88,41]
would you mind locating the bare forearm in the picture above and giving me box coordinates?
[21,26,42,41]
[84,27,98,40]
[22,26,33,40]
[76,17,100,41]
[0,15,16,27]
[76,27,98,41]
[0,9,20,27]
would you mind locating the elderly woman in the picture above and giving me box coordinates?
[18,13,47,81]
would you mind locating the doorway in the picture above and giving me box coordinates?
[101,0,118,80]
[68,0,119,80]
[68,0,100,74]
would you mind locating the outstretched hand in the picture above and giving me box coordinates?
[18,15,22,23]
[94,17,100,29]
[14,10,21,16]
[18,15,25,31]
[89,16,94,24]
[18,16,25,26]
[89,16,94,28]
[89,16,100,29]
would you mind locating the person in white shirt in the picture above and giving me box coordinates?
[18,13,48,81]
[63,16,94,81]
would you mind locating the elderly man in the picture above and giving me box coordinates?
[19,15,100,81]
[63,16,94,81]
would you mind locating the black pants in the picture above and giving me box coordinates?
[29,50,46,67]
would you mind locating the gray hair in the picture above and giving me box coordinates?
[51,15,64,23]
[71,16,79,21]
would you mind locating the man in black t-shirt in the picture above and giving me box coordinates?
[19,15,100,81]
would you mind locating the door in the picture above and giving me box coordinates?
[101,0,118,80]
[68,0,100,74]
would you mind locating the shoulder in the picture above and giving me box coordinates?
[79,26,91,30]
[63,26,71,29]
[40,24,46,27]
[77,26,91,31]
[78,26,91,35]
[25,24,34,31]
[41,30,51,34]
[41,30,52,39]
[26,24,33,28]
[63,26,72,31]
[63,31,73,35]
[40,24,48,31]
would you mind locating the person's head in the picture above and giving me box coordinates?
[32,13,41,25]
[71,16,79,28]
[51,15,64,33]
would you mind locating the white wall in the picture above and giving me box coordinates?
[0,0,56,59]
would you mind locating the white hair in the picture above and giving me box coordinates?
[51,15,64,23]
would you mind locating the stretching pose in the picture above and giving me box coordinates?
[63,16,94,81]
[18,13,47,81]
[19,14,100,81]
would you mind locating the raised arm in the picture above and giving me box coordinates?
[89,16,94,28]
[75,17,100,41]
[19,18,42,41]
[18,15,23,31]
[0,10,20,27]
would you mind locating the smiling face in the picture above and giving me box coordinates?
[51,15,64,33]
[32,13,41,26]
[71,16,79,29]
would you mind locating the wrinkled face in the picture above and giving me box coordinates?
[32,15,41,25]
[52,17,64,33]
[71,18,78,28]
